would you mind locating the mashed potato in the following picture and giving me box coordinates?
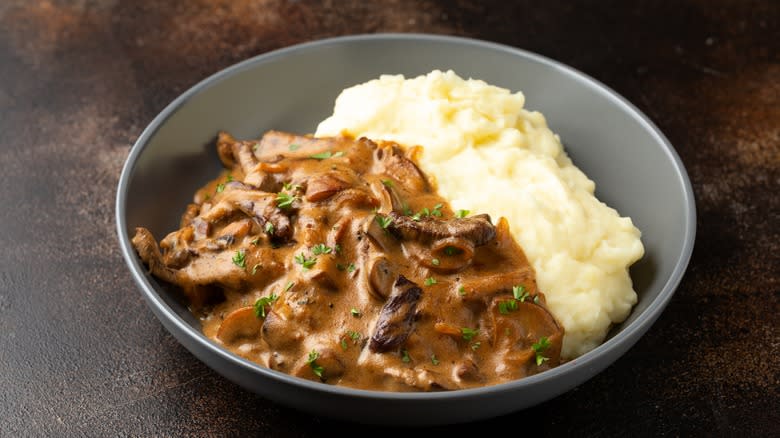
[316,70,644,358]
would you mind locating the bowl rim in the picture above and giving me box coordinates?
[116,33,696,401]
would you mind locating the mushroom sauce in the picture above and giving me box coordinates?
[132,131,563,391]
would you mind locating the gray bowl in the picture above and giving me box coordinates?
[116,34,695,425]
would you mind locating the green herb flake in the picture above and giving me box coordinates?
[347,330,361,342]
[431,258,440,266]
[533,295,540,304]
[498,299,519,314]
[471,342,481,351]
[424,277,437,286]
[216,183,225,193]
[310,151,335,160]
[532,337,551,366]
[456,209,470,218]
[282,181,301,191]
[311,244,333,255]
[251,263,261,275]
[375,215,393,229]
[264,222,275,235]
[431,203,443,217]
[284,281,295,292]
[513,285,529,302]
[253,293,278,318]
[251,237,261,246]
[289,143,301,151]
[232,250,247,269]
[381,179,394,187]
[294,253,317,270]
[347,263,356,273]
[253,143,261,151]
[458,286,466,296]
[401,349,411,363]
[461,327,479,341]
[340,339,348,350]
[276,192,299,209]
[306,350,324,378]
[350,308,361,317]
[431,354,440,365]
[226,174,234,182]
[334,244,342,254]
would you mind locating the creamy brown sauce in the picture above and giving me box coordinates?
[132,131,563,391]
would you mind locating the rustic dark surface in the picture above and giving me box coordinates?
[1,0,777,436]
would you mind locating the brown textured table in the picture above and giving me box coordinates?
[1,1,777,435]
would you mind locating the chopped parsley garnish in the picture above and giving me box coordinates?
[294,253,317,270]
[334,244,342,254]
[471,342,481,351]
[289,143,301,151]
[282,181,301,191]
[532,337,551,366]
[424,277,437,286]
[347,330,361,342]
[337,262,356,273]
[251,237,260,245]
[375,215,393,229]
[253,143,261,151]
[276,192,299,209]
[458,286,466,296]
[306,350,324,378]
[311,244,332,255]
[310,151,344,160]
[456,209,470,218]
[431,258,440,266]
[431,354,440,365]
[253,293,278,318]
[411,204,443,221]
[216,183,225,193]
[498,299,519,314]
[461,327,479,341]
[381,179,394,187]
[232,250,246,269]
[251,263,261,275]
[513,285,529,302]
[401,349,411,363]
[340,339,348,350]
[226,174,234,182]
[284,281,295,292]
[533,295,540,304]
[264,222,275,235]
[350,308,361,317]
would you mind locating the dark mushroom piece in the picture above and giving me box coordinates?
[369,275,423,353]
[388,212,496,245]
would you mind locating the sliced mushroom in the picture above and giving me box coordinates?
[216,131,237,168]
[216,306,263,346]
[369,275,423,353]
[388,212,496,247]
[373,141,430,193]
[306,173,351,202]
[368,256,396,300]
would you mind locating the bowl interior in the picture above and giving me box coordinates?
[118,35,694,418]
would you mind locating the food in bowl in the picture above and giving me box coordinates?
[316,70,645,358]
[132,131,563,391]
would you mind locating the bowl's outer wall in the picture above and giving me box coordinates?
[119,35,695,425]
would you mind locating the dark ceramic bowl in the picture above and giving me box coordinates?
[116,34,695,425]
